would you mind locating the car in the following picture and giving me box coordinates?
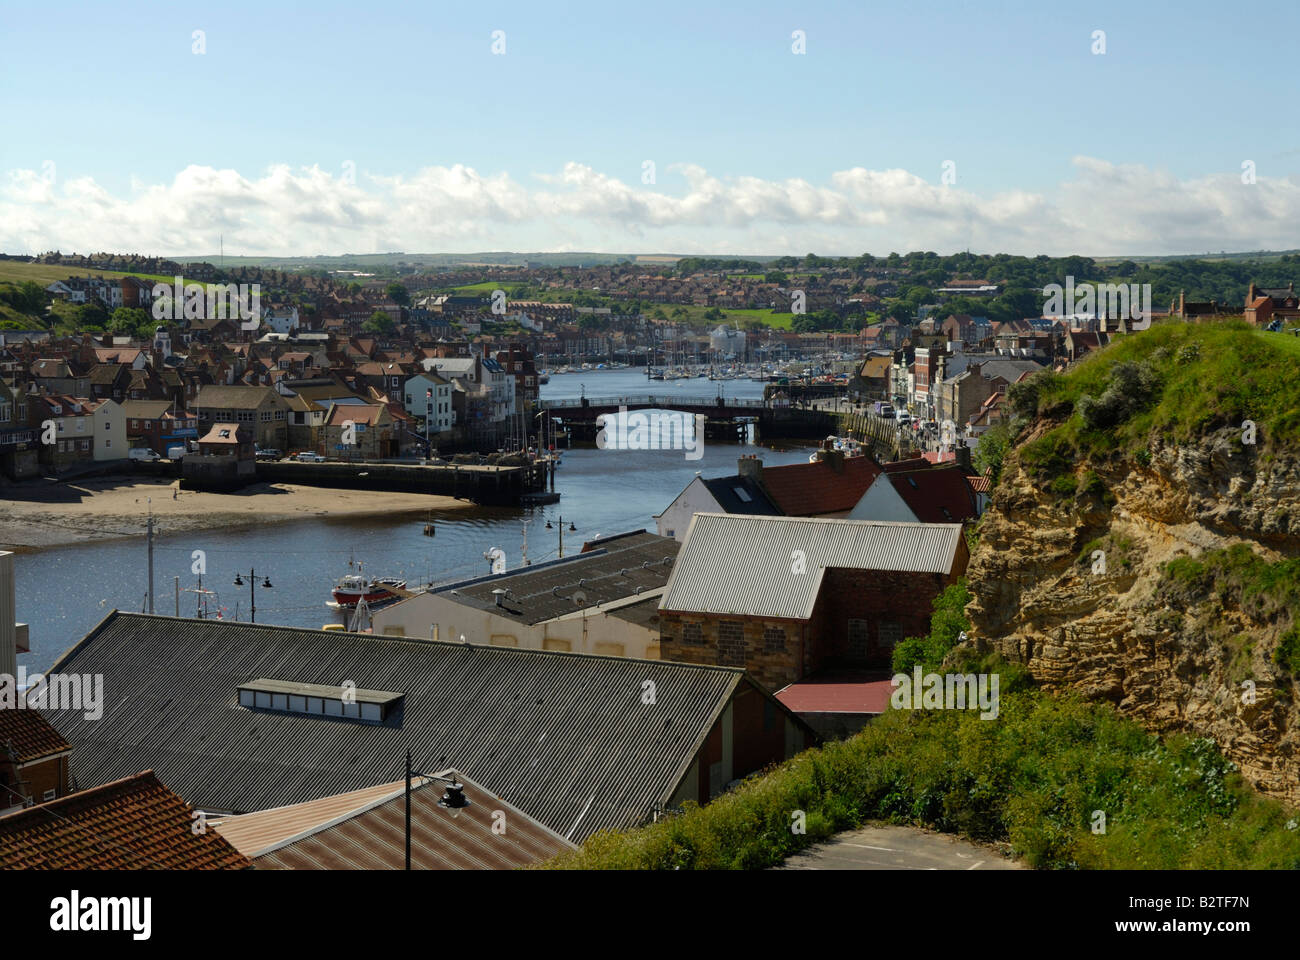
[295,451,325,462]
[255,447,282,461]
[128,448,161,462]
[896,413,913,426]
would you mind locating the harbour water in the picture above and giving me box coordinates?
[16,369,812,671]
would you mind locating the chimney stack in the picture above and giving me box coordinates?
[737,455,762,483]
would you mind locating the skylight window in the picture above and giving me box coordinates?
[237,678,403,723]
[733,486,752,502]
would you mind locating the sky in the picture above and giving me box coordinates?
[2,0,1298,258]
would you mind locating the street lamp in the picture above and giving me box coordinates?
[545,516,578,557]
[405,750,472,870]
[232,569,273,623]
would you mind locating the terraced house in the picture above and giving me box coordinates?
[26,395,125,470]
[0,379,37,479]
[192,384,291,450]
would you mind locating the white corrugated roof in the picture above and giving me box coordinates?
[659,514,964,620]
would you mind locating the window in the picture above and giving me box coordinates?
[43,789,56,802]
[848,618,871,659]
[877,620,904,651]
[382,626,405,637]
[717,620,747,666]
[681,622,704,645]
[763,626,786,653]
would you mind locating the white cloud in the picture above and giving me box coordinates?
[2,157,1297,257]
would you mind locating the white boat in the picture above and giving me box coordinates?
[809,435,866,463]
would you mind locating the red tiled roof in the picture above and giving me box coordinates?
[775,677,894,714]
[0,708,71,764]
[325,403,384,426]
[920,450,956,464]
[0,770,252,870]
[759,456,883,516]
[888,465,980,524]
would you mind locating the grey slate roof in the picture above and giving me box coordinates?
[700,476,780,516]
[433,531,679,625]
[659,514,965,620]
[47,612,755,841]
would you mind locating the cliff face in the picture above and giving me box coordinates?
[967,423,1300,803]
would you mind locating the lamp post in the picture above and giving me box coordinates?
[405,749,472,870]
[232,569,273,623]
[545,516,577,558]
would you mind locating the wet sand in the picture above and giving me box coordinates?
[0,477,475,552]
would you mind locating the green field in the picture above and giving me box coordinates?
[0,260,194,288]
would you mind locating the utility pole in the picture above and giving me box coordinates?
[146,503,155,615]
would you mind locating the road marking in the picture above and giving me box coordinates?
[841,843,899,852]
[967,861,984,870]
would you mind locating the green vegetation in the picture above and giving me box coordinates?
[543,567,1300,870]
[362,310,395,334]
[540,682,1300,869]
[0,259,183,289]
[1159,543,1300,674]
[1015,321,1300,479]
[1076,531,1137,574]
[891,580,972,674]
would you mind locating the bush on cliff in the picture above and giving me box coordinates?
[1013,320,1300,474]
[537,684,1300,870]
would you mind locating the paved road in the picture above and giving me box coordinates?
[777,824,1022,870]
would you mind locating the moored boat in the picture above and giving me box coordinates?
[331,571,407,607]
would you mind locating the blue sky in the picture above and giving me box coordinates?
[2,0,1297,256]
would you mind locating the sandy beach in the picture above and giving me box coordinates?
[0,477,476,552]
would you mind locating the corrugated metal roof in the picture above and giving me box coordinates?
[435,531,679,625]
[46,613,749,842]
[216,770,575,869]
[659,514,964,620]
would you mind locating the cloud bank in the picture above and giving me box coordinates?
[3,158,1295,258]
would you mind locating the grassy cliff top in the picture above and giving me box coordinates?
[1018,320,1300,475]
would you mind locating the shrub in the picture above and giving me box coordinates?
[538,687,1300,871]
[1076,360,1160,430]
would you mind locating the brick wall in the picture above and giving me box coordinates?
[660,567,960,688]
[660,613,803,690]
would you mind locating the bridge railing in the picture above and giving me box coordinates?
[541,395,768,409]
